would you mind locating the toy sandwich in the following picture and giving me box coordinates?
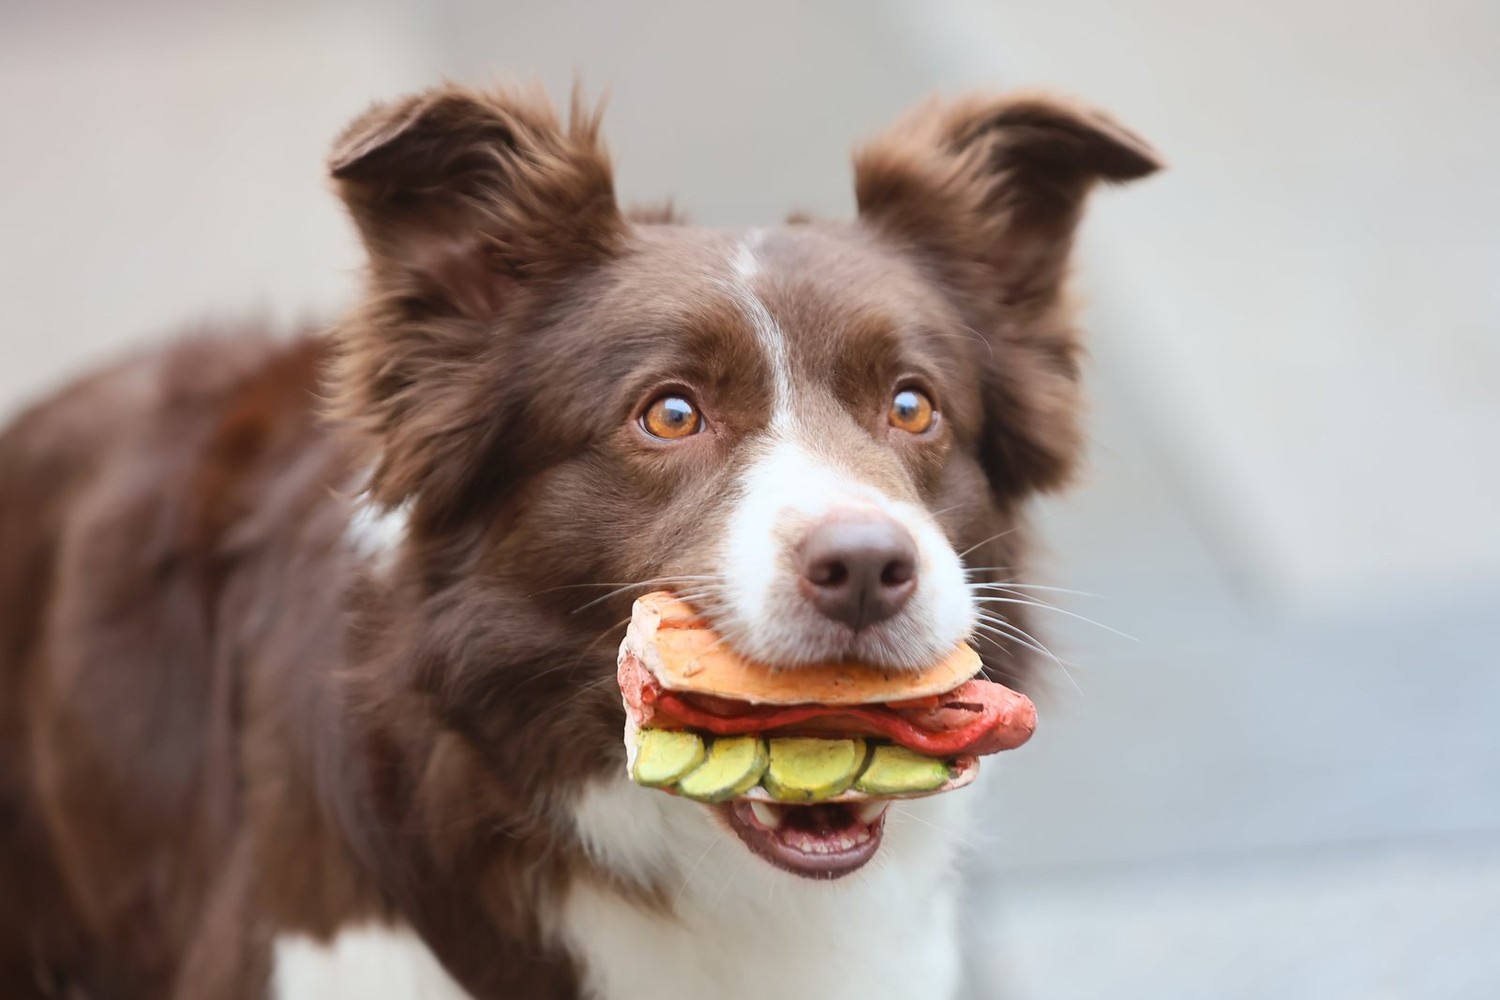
[617,592,1036,804]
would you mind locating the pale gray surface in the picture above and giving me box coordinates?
[981,837,1500,1000]
[2,2,1496,998]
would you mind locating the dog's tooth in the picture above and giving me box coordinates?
[855,800,891,825]
[749,800,784,830]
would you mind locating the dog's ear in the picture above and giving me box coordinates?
[855,91,1159,307]
[330,83,622,316]
[328,84,623,517]
[855,92,1161,496]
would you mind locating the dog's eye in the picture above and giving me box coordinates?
[888,388,936,434]
[641,395,703,440]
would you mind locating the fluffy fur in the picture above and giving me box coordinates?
[0,81,1158,999]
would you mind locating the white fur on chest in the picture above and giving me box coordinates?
[559,777,972,1000]
[270,924,473,1000]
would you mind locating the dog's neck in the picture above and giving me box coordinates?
[556,774,973,1000]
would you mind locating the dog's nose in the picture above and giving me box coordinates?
[798,513,918,631]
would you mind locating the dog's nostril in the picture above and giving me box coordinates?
[880,556,915,587]
[798,514,919,632]
[807,558,849,588]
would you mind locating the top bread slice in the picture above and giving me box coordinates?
[623,592,982,706]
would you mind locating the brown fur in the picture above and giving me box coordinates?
[0,82,1157,998]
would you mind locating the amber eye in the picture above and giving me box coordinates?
[889,388,936,434]
[641,395,703,440]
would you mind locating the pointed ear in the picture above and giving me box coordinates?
[855,92,1160,496]
[855,91,1160,306]
[330,83,623,318]
[327,84,623,517]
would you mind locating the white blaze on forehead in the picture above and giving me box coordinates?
[716,230,973,667]
[724,230,794,431]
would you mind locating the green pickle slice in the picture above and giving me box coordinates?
[764,737,866,802]
[631,729,705,788]
[676,736,769,802]
[853,744,951,796]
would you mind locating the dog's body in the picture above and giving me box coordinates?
[0,85,1156,999]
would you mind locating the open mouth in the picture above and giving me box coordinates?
[720,799,890,878]
[618,592,1038,880]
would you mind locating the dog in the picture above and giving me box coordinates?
[0,82,1158,999]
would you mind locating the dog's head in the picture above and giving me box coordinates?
[329,84,1158,881]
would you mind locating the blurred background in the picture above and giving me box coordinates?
[2,1,1497,996]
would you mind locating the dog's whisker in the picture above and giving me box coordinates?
[970,585,1086,615]
[887,803,986,852]
[919,326,996,363]
[569,577,722,614]
[971,595,1134,640]
[516,614,635,691]
[708,847,753,911]
[956,529,1018,560]
[960,566,1016,580]
[971,620,1053,662]
[532,575,722,597]
[973,616,1082,693]
[973,611,1073,660]
[973,613,1073,667]
[579,615,634,656]
[970,633,1035,687]
[970,631,1015,660]
[524,674,619,726]
[959,324,996,361]
[967,581,1105,599]
[673,836,720,910]
[516,660,582,688]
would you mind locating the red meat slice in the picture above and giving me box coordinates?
[619,650,1035,757]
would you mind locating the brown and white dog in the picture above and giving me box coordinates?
[0,83,1158,999]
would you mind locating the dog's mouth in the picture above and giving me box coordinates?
[718,799,889,878]
[618,592,1038,880]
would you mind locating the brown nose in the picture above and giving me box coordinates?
[797,513,918,631]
